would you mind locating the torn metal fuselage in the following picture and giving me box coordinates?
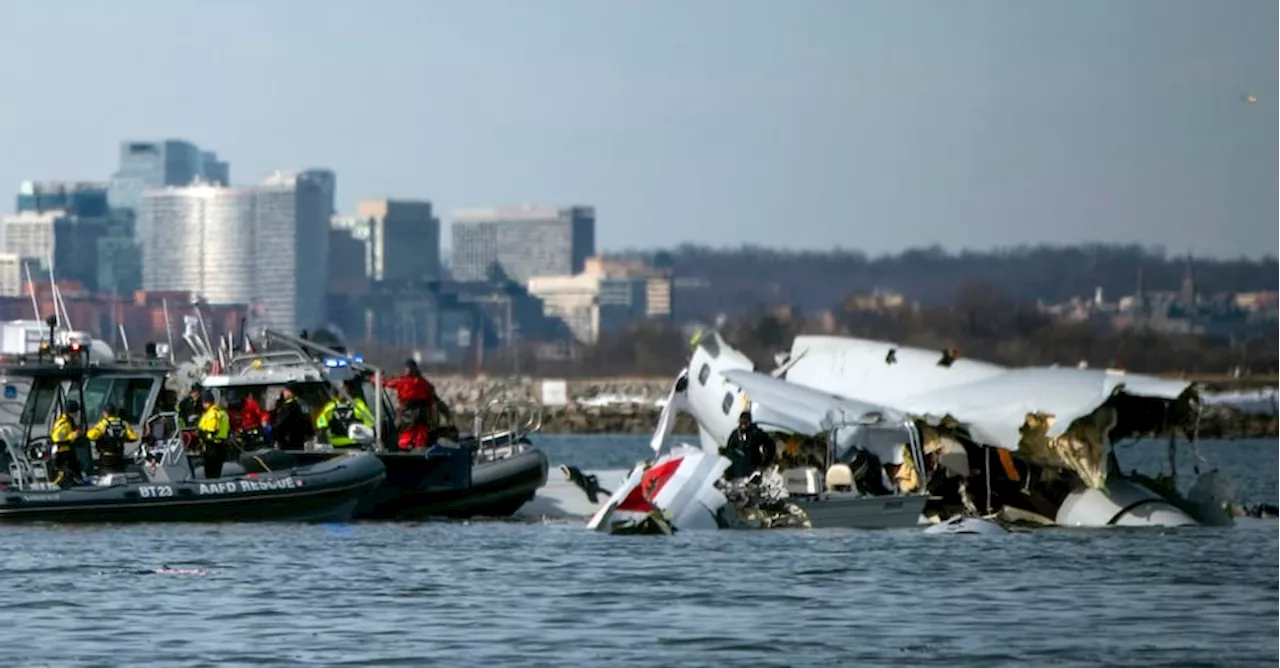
[774,335,1229,528]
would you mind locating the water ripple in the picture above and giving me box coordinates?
[0,436,1275,667]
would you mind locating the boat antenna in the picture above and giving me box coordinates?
[45,249,72,333]
[22,262,39,321]
[193,298,214,358]
[118,323,131,353]
[161,298,177,363]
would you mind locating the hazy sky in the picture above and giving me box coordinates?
[0,0,1274,257]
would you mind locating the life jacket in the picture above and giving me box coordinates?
[51,414,79,453]
[329,400,355,435]
[98,417,129,454]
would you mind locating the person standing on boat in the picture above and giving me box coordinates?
[196,391,231,478]
[50,399,85,484]
[271,382,313,451]
[87,404,139,474]
[721,410,777,480]
[316,383,376,448]
[383,359,435,450]
[226,390,268,450]
[177,384,204,430]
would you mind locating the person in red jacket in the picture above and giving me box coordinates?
[226,390,269,449]
[383,359,434,450]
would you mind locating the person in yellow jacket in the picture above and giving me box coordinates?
[50,399,84,484]
[196,391,231,478]
[87,404,139,474]
[315,384,376,448]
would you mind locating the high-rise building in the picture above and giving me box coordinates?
[255,170,334,333]
[200,152,230,187]
[355,199,441,283]
[331,213,375,278]
[0,253,22,297]
[16,181,109,217]
[138,170,334,333]
[1,211,106,290]
[97,210,142,293]
[105,139,229,294]
[107,139,229,236]
[450,205,595,283]
[139,185,257,307]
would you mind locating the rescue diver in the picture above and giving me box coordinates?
[271,382,313,451]
[196,391,231,478]
[721,410,777,480]
[50,400,85,484]
[315,382,376,448]
[87,404,139,474]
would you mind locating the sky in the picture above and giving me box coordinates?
[0,0,1274,258]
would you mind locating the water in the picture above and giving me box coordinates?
[1,436,1276,667]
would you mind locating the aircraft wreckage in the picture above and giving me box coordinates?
[565,332,1241,536]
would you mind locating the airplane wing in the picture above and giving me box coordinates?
[720,368,910,433]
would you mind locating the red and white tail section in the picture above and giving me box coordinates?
[586,445,730,532]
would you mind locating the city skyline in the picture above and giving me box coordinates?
[0,1,1275,259]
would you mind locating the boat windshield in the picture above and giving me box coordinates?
[19,376,158,426]
[20,378,59,426]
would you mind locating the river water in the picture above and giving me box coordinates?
[1,436,1276,667]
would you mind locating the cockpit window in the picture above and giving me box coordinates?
[697,363,711,386]
[698,334,721,359]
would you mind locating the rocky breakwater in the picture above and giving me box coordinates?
[430,375,699,435]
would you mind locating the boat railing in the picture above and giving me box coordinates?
[138,412,194,483]
[823,416,930,494]
[3,426,55,491]
[224,350,318,377]
[471,398,543,463]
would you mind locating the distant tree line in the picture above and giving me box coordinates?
[620,243,1278,319]
[407,278,1277,379]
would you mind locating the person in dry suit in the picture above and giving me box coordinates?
[721,410,777,480]
[87,404,139,474]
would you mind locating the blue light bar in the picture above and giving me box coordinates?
[323,358,349,369]
[351,354,364,364]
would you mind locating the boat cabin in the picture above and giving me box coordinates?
[0,342,175,486]
[754,410,931,499]
[8,344,173,440]
[198,349,397,450]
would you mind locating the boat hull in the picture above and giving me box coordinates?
[0,452,385,524]
[792,493,929,529]
[235,446,550,520]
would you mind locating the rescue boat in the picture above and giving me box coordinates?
[0,324,385,523]
[194,327,548,520]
